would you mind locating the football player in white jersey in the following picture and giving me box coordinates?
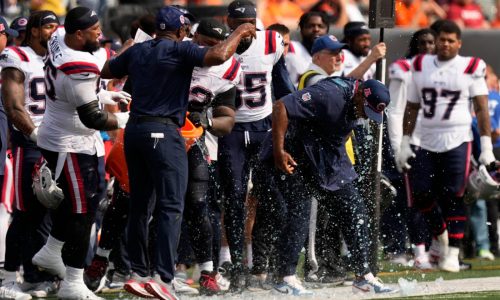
[220,0,295,291]
[0,11,59,299]
[397,20,494,273]
[177,18,240,295]
[285,11,329,86]
[30,7,129,300]
[386,28,437,270]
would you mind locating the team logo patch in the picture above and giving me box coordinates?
[302,92,312,102]
[91,11,97,17]
[235,7,246,13]
[180,15,185,24]
[213,27,222,34]
[363,88,371,98]
[160,23,166,30]
[329,35,338,42]
[18,18,28,26]
[0,54,7,61]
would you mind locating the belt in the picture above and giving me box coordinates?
[128,115,178,126]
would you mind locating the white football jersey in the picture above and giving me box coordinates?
[189,57,241,161]
[38,28,108,156]
[341,49,375,80]
[0,46,46,127]
[285,41,311,86]
[233,30,284,123]
[408,54,488,152]
[189,56,241,107]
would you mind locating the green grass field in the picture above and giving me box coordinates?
[380,290,500,300]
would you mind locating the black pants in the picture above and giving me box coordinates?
[124,121,187,282]
[42,150,101,269]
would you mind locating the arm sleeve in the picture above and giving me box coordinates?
[272,55,296,99]
[387,78,407,151]
[108,48,131,78]
[64,76,99,107]
[179,41,209,68]
[470,59,488,97]
[212,86,236,110]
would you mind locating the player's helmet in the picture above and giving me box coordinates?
[466,164,500,202]
[32,159,64,209]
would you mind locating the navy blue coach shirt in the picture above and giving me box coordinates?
[108,39,209,126]
[281,77,359,191]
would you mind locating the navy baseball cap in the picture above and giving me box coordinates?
[10,17,28,32]
[360,79,390,123]
[343,21,370,39]
[227,1,257,19]
[0,16,19,37]
[156,6,187,31]
[311,35,346,54]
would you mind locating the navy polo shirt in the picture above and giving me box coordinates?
[281,77,359,191]
[108,38,208,126]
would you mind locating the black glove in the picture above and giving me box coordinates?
[188,110,211,129]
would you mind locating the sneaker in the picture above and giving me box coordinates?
[19,281,57,297]
[228,266,247,293]
[32,247,66,279]
[171,276,198,295]
[414,255,434,270]
[478,249,495,261]
[105,269,129,290]
[198,271,220,295]
[274,275,313,296]
[84,255,109,292]
[246,273,267,292]
[439,247,460,273]
[352,277,397,294]
[144,275,179,300]
[215,272,230,291]
[0,282,32,300]
[123,273,154,298]
[57,280,103,300]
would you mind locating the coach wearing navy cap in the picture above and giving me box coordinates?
[101,5,255,299]
[9,16,27,46]
[269,77,395,294]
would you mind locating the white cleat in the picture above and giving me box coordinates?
[438,247,460,273]
[57,280,104,300]
[414,255,434,270]
[0,281,32,300]
[32,247,66,279]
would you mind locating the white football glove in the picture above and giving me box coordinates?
[114,112,129,129]
[97,90,131,105]
[395,135,416,173]
[479,136,496,166]
[29,127,38,143]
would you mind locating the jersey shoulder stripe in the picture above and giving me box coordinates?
[223,57,240,81]
[288,42,295,53]
[58,61,100,75]
[395,59,410,72]
[8,46,29,62]
[464,57,480,74]
[413,54,424,72]
[265,30,277,55]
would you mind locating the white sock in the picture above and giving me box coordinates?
[96,247,111,259]
[199,261,214,272]
[246,243,253,268]
[363,272,375,281]
[46,235,64,255]
[414,244,426,258]
[448,246,460,258]
[3,270,17,284]
[219,246,231,266]
[437,230,449,256]
[283,275,296,283]
[66,266,84,284]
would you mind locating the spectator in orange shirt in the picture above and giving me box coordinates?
[447,0,490,28]
[259,0,304,29]
[395,0,445,28]
[490,0,500,27]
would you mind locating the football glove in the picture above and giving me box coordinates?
[395,135,416,173]
[97,90,131,105]
[479,136,496,166]
[188,110,212,129]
